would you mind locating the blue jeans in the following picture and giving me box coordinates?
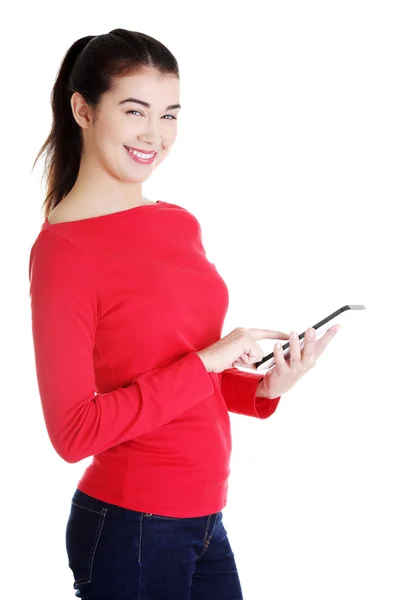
[65,488,244,599]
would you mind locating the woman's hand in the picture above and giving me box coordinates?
[255,326,341,399]
[196,327,290,373]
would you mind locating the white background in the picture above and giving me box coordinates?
[1,1,399,598]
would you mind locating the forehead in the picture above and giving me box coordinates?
[111,68,180,101]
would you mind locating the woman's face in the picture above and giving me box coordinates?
[77,67,181,184]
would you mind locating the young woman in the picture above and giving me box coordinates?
[28,28,340,599]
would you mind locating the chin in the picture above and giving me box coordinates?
[125,173,153,184]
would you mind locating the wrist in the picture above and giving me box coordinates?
[256,374,275,399]
[256,375,281,400]
[195,351,211,372]
[256,379,269,398]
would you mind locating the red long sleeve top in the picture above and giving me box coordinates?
[28,200,281,518]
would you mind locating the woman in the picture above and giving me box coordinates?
[28,28,340,599]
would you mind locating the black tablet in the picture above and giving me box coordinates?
[254,304,366,371]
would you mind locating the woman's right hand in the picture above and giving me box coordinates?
[195,327,291,373]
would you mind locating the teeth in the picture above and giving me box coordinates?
[127,147,155,159]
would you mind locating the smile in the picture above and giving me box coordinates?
[124,146,158,164]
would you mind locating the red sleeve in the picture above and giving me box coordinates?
[28,231,214,464]
[218,368,281,419]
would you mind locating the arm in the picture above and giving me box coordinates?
[28,231,214,464]
[218,368,281,419]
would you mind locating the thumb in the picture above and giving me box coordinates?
[233,363,258,370]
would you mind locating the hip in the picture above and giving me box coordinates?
[65,488,243,598]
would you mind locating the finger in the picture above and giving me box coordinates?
[273,340,288,369]
[232,359,257,370]
[248,341,265,361]
[248,328,291,341]
[289,331,301,369]
[236,354,251,364]
[314,325,341,359]
[238,363,258,370]
[301,328,316,365]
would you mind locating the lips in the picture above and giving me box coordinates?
[125,145,158,165]
[125,146,158,155]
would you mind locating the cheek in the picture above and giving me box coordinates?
[162,123,178,144]
[98,117,127,144]
[91,126,118,158]
[161,130,178,154]
[157,147,172,165]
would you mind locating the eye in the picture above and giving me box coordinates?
[126,110,177,120]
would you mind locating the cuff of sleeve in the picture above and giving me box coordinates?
[132,350,215,403]
[255,394,281,419]
[243,371,281,419]
[186,351,215,394]
[221,368,281,419]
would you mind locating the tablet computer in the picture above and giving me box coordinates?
[254,304,366,371]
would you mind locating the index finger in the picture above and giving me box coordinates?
[248,328,291,341]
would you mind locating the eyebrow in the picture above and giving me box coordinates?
[119,97,181,111]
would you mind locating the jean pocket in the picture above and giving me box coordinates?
[65,500,108,586]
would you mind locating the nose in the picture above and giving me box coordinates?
[138,121,162,149]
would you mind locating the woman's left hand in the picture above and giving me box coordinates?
[254,325,341,398]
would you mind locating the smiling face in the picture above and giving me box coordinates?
[73,67,181,187]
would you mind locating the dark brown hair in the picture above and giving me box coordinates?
[31,29,179,219]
